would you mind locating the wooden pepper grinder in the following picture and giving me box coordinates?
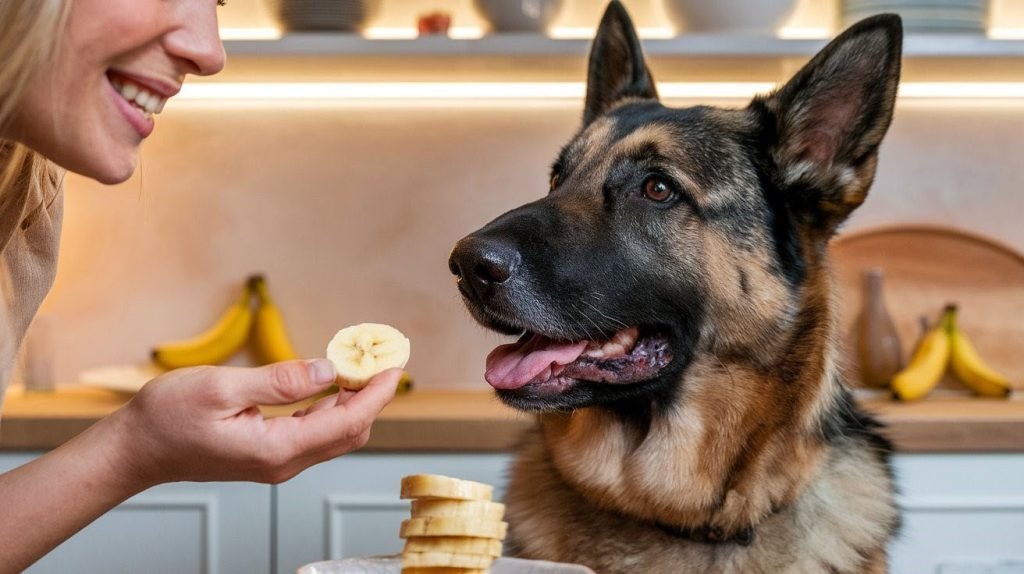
[854,267,903,388]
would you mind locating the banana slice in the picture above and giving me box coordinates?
[401,474,493,501]
[402,552,494,569]
[404,536,503,557]
[400,517,507,539]
[411,499,505,521]
[326,323,410,390]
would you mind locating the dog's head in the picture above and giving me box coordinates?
[450,1,902,412]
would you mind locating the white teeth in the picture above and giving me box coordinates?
[121,83,139,100]
[135,89,152,108]
[583,326,640,359]
[111,78,167,115]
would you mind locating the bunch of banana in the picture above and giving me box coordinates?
[152,275,302,369]
[252,275,301,364]
[891,305,1013,401]
[152,279,418,395]
[152,277,259,370]
[399,474,506,574]
[948,311,1013,398]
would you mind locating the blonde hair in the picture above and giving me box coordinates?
[0,0,70,393]
[0,0,71,203]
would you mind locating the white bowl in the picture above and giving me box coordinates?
[472,0,564,33]
[841,0,990,32]
[664,0,799,34]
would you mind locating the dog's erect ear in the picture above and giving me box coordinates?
[583,1,658,126]
[755,14,902,232]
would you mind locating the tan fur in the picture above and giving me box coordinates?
[503,235,898,573]
[506,382,898,573]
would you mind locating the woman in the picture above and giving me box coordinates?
[0,1,401,571]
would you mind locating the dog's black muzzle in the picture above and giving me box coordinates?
[449,201,553,309]
[448,234,521,305]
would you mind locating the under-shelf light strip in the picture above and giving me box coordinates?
[364,27,485,39]
[218,27,283,40]
[548,27,675,39]
[234,26,677,40]
[177,82,1024,101]
[989,28,1024,39]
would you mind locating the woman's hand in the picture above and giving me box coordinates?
[104,360,401,489]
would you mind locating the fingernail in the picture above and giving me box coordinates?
[307,359,336,385]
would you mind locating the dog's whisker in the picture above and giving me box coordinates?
[583,296,630,330]
[572,301,604,341]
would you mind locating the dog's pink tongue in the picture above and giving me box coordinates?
[485,336,588,390]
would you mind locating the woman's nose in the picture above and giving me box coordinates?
[166,3,226,76]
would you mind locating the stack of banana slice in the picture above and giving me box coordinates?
[399,474,506,574]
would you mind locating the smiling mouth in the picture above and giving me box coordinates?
[485,325,674,395]
[107,72,168,116]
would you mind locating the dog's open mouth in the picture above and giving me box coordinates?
[485,326,673,394]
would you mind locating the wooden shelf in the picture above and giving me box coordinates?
[3,386,1023,453]
[224,33,1024,58]
[207,33,1024,85]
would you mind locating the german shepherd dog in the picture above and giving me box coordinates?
[449,2,902,572]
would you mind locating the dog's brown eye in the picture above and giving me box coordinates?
[550,174,560,191]
[643,178,673,203]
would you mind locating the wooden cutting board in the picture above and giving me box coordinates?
[830,225,1024,391]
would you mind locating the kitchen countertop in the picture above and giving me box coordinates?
[1,386,1023,453]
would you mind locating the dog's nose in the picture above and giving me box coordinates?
[449,237,521,297]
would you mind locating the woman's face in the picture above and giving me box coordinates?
[9,0,226,184]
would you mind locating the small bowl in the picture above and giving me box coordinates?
[267,0,382,32]
[664,0,798,35]
[472,0,564,33]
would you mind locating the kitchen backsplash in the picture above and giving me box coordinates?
[36,100,1024,388]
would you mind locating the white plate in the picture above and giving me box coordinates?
[298,557,595,574]
[78,364,165,394]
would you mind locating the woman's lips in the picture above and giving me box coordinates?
[107,77,155,138]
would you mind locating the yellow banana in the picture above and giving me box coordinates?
[397,371,414,394]
[891,306,954,401]
[252,275,301,364]
[152,280,255,369]
[948,313,1012,398]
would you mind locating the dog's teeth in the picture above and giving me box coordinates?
[582,327,640,359]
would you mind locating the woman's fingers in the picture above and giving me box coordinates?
[283,368,402,453]
[211,360,338,409]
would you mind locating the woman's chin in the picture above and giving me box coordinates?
[73,149,139,185]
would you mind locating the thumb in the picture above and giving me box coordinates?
[287,367,403,451]
[218,360,337,407]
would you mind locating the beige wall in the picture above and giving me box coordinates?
[33,99,1024,388]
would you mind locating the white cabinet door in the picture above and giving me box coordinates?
[275,453,512,574]
[890,454,1024,574]
[0,452,272,574]
[7,449,1024,574]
